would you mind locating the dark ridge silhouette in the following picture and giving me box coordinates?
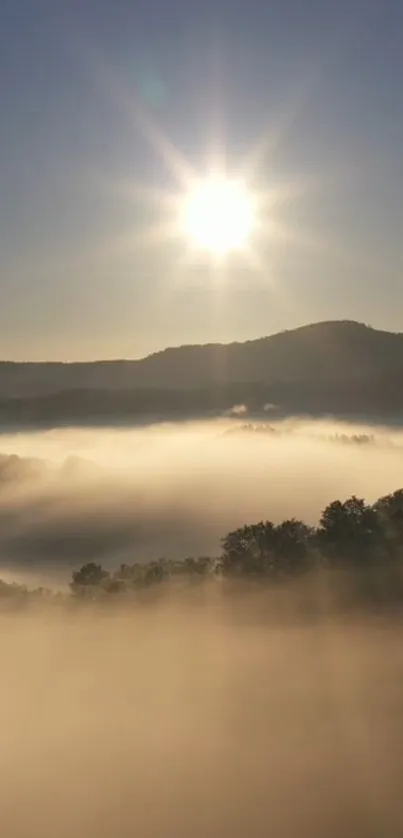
[1,371,403,427]
[1,320,403,426]
[1,320,403,395]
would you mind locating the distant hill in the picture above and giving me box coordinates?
[1,321,403,425]
[1,320,403,397]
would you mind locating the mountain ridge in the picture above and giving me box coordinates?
[0,319,398,367]
[1,321,403,414]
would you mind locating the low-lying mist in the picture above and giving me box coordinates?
[1,599,403,837]
[2,418,403,835]
[1,417,403,587]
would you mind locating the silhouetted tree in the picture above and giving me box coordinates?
[374,489,403,559]
[221,521,275,574]
[142,560,169,586]
[182,556,216,575]
[221,519,316,576]
[70,562,110,597]
[274,519,316,573]
[64,487,403,607]
[318,496,383,565]
[221,521,277,575]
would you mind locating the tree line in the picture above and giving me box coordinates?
[68,489,403,599]
[1,488,403,607]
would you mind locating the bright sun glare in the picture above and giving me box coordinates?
[181,177,255,255]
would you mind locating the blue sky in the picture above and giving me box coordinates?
[2,0,403,359]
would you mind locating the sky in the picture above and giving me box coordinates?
[2,0,403,360]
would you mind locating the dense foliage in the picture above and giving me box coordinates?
[68,490,403,600]
[2,489,403,607]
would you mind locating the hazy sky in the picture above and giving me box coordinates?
[2,0,403,360]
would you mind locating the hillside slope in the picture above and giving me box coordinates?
[1,321,403,399]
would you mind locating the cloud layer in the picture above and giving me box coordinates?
[0,418,403,587]
[1,600,403,837]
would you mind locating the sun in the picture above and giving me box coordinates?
[181,177,255,256]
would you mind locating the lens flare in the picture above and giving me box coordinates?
[181,177,255,255]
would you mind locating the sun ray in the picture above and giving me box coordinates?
[73,33,198,191]
[71,36,358,301]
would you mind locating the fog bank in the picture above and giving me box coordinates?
[1,418,403,587]
[1,600,403,837]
